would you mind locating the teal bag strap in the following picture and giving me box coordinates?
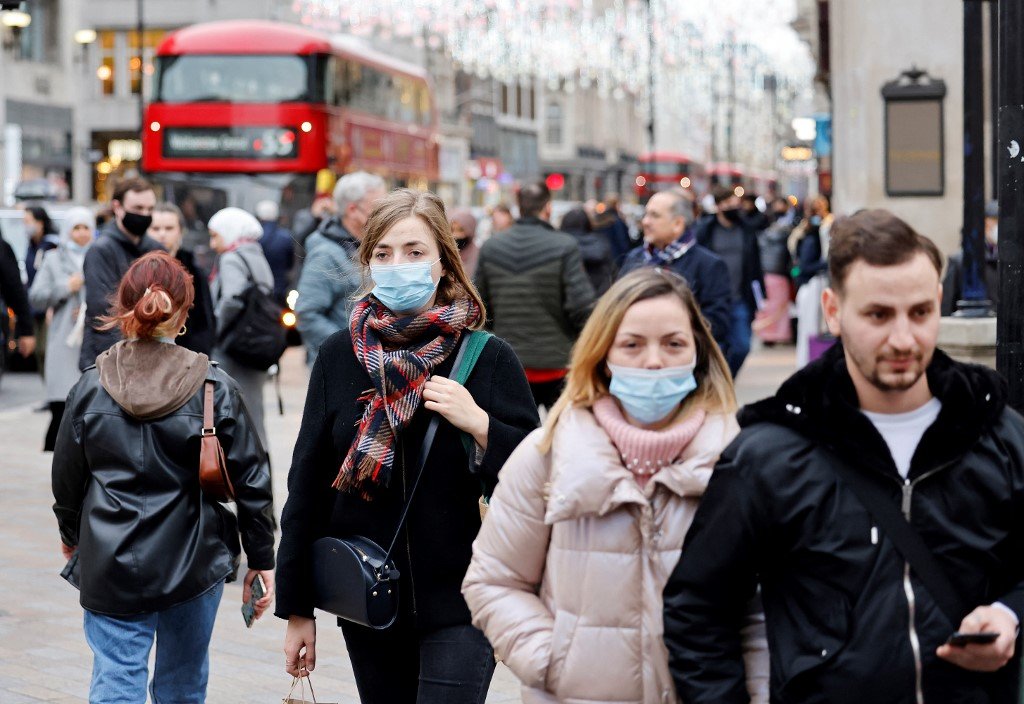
[455,330,493,457]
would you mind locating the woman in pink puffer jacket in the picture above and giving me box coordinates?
[463,268,768,704]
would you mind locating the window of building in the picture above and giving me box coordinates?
[93,28,166,99]
[97,31,116,96]
[16,0,58,63]
[546,100,563,145]
[500,83,511,115]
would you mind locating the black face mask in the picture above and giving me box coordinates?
[721,208,742,224]
[121,211,153,237]
[455,237,470,251]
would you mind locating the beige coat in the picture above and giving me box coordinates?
[463,405,768,704]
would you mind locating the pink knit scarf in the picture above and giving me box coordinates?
[592,396,707,487]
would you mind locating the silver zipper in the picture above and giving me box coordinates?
[895,463,949,704]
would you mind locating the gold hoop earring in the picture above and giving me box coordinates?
[178,325,187,336]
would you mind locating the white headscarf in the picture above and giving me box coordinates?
[60,206,96,266]
[208,207,263,246]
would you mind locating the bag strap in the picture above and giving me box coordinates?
[382,333,474,566]
[828,456,966,625]
[202,380,216,436]
[455,331,493,457]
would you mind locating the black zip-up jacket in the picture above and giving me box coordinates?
[52,350,275,616]
[176,248,216,356]
[79,222,163,370]
[0,236,33,338]
[693,216,765,314]
[663,343,1024,703]
[275,328,539,631]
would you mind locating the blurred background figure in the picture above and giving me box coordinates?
[489,203,514,235]
[942,199,1000,316]
[449,207,481,277]
[753,197,795,345]
[789,195,834,368]
[208,207,275,445]
[28,207,94,450]
[560,206,615,296]
[149,202,216,356]
[0,225,36,363]
[256,200,296,308]
[291,191,335,247]
[24,205,61,375]
[599,193,635,266]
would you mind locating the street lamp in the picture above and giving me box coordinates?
[0,9,29,28]
[74,28,97,45]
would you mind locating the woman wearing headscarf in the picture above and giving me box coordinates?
[208,207,275,445]
[29,206,95,451]
[449,207,481,278]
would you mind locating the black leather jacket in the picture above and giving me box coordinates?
[52,360,275,616]
[664,344,1024,703]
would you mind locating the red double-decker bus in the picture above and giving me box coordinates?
[142,20,438,224]
[634,152,705,203]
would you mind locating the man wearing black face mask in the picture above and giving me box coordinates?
[79,177,163,370]
[693,185,764,377]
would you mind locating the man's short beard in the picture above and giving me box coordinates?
[868,368,925,393]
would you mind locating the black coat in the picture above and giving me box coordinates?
[565,228,616,296]
[663,343,1024,704]
[79,222,163,370]
[52,363,275,616]
[619,242,732,359]
[693,216,764,313]
[177,248,216,356]
[275,329,540,631]
[0,236,33,338]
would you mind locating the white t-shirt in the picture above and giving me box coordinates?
[862,398,943,479]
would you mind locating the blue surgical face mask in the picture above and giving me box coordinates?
[607,360,698,424]
[370,259,440,314]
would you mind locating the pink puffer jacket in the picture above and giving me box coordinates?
[463,405,768,704]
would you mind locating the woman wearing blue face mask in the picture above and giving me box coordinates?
[463,267,769,704]
[277,188,539,704]
[29,206,95,451]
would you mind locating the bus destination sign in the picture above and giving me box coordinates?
[163,127,299,160]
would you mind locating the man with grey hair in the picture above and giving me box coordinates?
[618,188,732,358]
[295,171,386,363]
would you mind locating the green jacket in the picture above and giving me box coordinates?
[474,217,595,370]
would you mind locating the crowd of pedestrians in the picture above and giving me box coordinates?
[0,172,1020,704]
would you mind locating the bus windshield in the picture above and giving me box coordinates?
[642,161,688,176]
[156,55,314,103]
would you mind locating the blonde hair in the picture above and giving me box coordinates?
[356,188,486,327]
[539,267,736,453]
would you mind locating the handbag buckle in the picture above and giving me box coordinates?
[201,427,216,436]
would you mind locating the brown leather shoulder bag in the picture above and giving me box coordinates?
[199,379,236,502]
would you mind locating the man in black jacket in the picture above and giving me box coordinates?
[474,181,595,408]
[663,209,1024,704]
[79,177,162,370]
[619,189,732,360]
[0,230,35,359]
[692,185,764,377]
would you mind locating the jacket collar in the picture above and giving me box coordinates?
[739,341,1007,479]
[101,221,162,256]
[515,216,555,231]
[544,406,736,523]
[317,217,359,253]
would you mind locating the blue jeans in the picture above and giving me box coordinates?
[83,581,224,704]
[725,300,753,377]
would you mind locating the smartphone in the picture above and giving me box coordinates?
[241,575,265,629]
[946,631,1000,647]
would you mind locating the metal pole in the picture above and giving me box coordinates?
[137,0,145,152]
[646,0,656,151]
[990,0,999,199]
[997,0,1024,410]
[958,0,992,314]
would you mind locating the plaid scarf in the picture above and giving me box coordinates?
[643,228,696,265]
[335,295,481,496]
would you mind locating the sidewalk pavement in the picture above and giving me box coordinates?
[0,341,795,703]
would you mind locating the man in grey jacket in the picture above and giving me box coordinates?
[294,172,385,364]
[474,181,595,408]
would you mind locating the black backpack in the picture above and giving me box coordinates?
[218,254,288,371]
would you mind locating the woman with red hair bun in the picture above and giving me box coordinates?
[51,250,276,703]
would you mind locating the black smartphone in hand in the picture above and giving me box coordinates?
[946,631,1000,647]
[242,575,265,629]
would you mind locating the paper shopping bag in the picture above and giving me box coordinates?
[282,674,337,704]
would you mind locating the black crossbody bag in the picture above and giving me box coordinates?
[828,455,967,626]
[311,334,473,630]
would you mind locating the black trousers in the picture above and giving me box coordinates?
[44,401,65,452]
[340,618,495,704]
